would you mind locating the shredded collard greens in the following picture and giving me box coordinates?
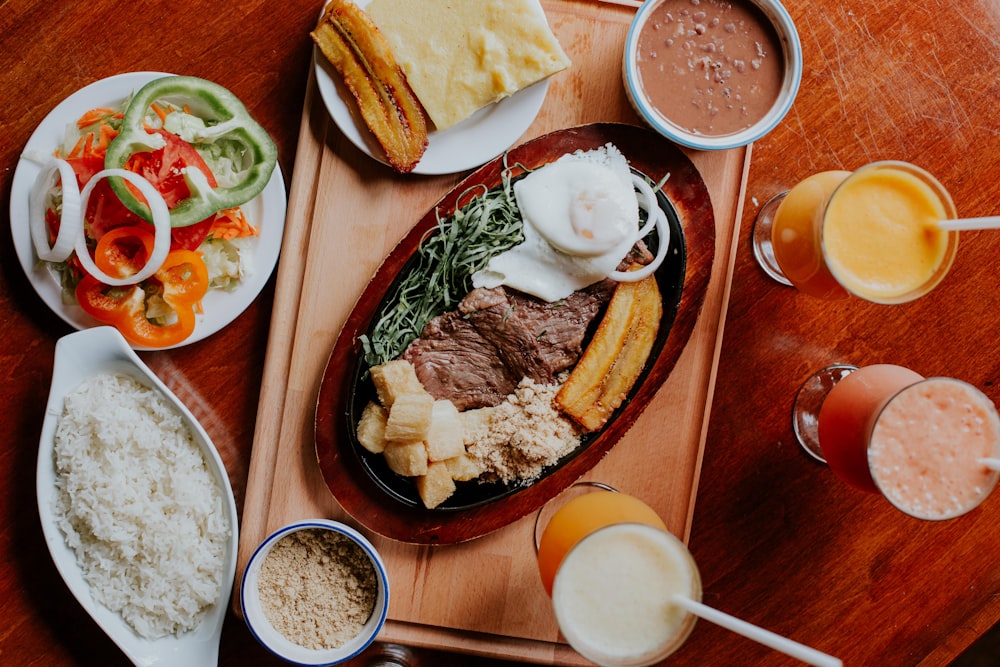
[360,165,525,367]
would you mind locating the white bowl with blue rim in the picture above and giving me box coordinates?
[622,0,802,151]
[241,519,389,666]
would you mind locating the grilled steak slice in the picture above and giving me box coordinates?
[402,311,526,410]
[459,289,556,386]
[403,284,614,410]
[506,281,616,373]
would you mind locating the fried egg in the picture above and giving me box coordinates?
[472,144,643,302]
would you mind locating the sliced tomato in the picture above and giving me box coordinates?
[126,129,218,206]
[65,155,104,187]
[170,216,216,251]
[64,156,143,239]
[123,129,219,249]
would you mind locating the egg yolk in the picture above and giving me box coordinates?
[571,188,631,246]
[517,159,638,258]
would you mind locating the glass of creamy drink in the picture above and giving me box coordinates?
[535,485,843,666]
[752,162,958,303]
[534,485,701,667]
[795,364,1000,520]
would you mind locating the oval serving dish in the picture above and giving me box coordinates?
[36,326,239,665]
[315,123,717,544]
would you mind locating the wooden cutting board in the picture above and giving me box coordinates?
[235,1,750,663]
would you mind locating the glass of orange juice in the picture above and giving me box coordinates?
[794,363,1000,520]
[752,161,959,303]
[534,483,702,666]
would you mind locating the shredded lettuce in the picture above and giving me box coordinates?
[201,237,253,291]
[163,110,251,188]
[360,165,525,367]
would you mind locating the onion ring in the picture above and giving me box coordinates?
[607,175,670,282]
[29,159,81,263]
[74,169,172,286]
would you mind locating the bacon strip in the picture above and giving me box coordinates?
[311,0,428,173]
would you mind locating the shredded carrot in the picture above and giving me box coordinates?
[59,109,122,159]
[66,134,86,159]
[151,102,169,125]
[208,207,258,241]
[96,124,119,152]
[76,107,117,129]
[81,132,95,157]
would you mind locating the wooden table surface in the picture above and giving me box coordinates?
[1,0,997,665]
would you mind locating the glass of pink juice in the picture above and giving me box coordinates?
[797,364,1000,519]
[752,161,959,303]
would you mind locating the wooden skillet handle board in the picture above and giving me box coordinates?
[235,1,749,663]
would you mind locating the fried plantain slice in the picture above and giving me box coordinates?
[556,268,662,432]
[311,0,428,173]
[582,278,661,429]
[557,284,638,418]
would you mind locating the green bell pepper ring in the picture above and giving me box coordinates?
[104,75,278,228]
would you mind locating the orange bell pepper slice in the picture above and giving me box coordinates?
[93,224,155,280]
[158,249,209,314]
[76,248,209,348]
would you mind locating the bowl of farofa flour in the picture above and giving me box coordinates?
[240,519,389,665]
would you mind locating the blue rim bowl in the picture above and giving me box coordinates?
[240,519,389,666]
[623,0,803,151]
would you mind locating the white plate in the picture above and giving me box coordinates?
[313,0,550,176]
[10,71,287,350]
[37,326,239,666]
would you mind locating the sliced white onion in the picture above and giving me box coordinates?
[29,158,81,263]
[607,175,671,282]
[73,169,172,286]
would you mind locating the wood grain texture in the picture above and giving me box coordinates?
[1,0,998,665]
[680,1,1000,665]
[237,2,747,661]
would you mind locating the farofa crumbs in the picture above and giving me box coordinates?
[258,529,377,650]
[466,379,581,484]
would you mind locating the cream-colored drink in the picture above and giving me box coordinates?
[551,523,700,667]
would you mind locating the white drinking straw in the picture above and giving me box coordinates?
[980,457,1000,471]
[671,595,842,667]
[936,217,1000,231]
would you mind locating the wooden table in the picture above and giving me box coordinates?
[0,0,997,665]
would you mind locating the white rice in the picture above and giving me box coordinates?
[52,372,230,639]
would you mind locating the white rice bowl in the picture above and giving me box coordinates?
[52,372,230,639]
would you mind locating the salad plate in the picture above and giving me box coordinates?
[314,123,718,544]
[37,326,239,666]
[9,71,287,350]
[313,0,550,176]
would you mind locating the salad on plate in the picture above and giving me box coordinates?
[22,74,280,348]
